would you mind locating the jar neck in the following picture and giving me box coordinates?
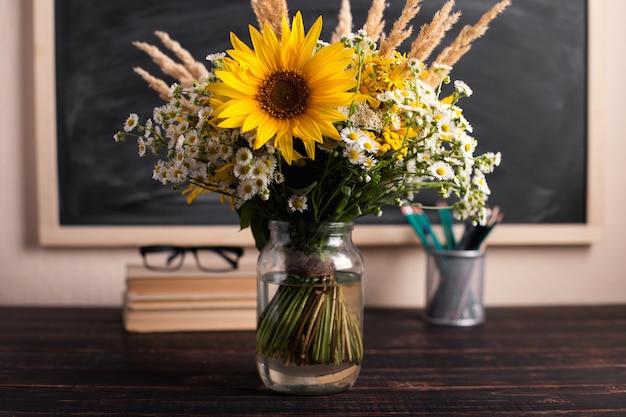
[268,220,354,250]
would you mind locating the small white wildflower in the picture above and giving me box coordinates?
[360,137,379,154]
[124,113,139,132]
[198,106,213,120]
[175,134,185,150]
[407,57,421,69]
[235,148,253,165]
[144,119,153,137]
[377,91,395,103]
[340,127,363,143]
[252,175,269,192]
[137,137,146,157]
[233,163,253,179]
[274,172,285,184]
[389,113,402,130]
[493,152,502,167]
[218,143,233,159]
[430,161,455,180]
[166,163,188,184]
[459,135,477,156]
[185,129,199,145]
[473,171,491,195]
[206,52,226,62]
[251,158,270,179]
[237,179,258,201]
[343,142,366,165]
[458,114,473,133]
[288,194,308,213]
[260,155,277,175]
[454,80,473,97]
[174,119,189,135]
[152,161,168,185]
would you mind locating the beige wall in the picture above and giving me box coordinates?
[1,0,625,307]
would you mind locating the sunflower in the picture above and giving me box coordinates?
[209,12,356,164]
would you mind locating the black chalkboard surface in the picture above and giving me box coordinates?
[54,0,587,227]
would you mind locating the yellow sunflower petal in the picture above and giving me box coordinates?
[250,24,279,73]
[211,73,257,97]
[217,99,259,118]
[274,130,295,163]
[254,118,280,149]
[242,110,270,133]
[290,14,322,69]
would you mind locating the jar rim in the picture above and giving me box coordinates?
[269,220,354,229]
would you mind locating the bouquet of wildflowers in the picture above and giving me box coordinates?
[115,0,508,369]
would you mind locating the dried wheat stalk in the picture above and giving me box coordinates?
[426,0,511,86]
[132,41,194,88]
[154,31,208,80]
[408,0,460,63]
[360,0,387,43]
[378,0,423,57]
[250,0,289,36]
[331,0,353,43]
[132,67,170,101]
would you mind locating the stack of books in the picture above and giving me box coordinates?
[122,265,257,333]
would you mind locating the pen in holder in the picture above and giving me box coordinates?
[424,250,485,326]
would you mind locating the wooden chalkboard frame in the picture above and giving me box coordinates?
[34,0,605,248]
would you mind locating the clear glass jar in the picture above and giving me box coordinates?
[256,220,364,395]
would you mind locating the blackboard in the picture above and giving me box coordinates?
[53,0,587,227]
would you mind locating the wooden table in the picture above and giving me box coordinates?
[1,306,625,416]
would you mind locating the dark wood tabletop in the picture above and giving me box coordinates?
[1,305,625,416]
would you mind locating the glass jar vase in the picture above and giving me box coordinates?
[256,220,364,395]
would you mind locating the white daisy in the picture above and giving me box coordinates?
[251,158,270,179]
[389,113,402,130]
[454,80,473,97]
[340,127,363,143]
[233,163,253,179]
[288,194,308,213]
[185,129,199,145]
[235,148,254,165]
[274,172,285,184]
[166,163,188,184]
[459,134,476,156]
[124,113,139,132]
[153,161,168,185]
[144,119,153,137]
[361,156,378,171]
[260,155,277,175]
[473,171,491,195]
[206,52,226,63]
[237,179,258,201]
[430,161,454,180]
[218,143,233,160]
[360,136,379,154]
[137,138,146,157]
[343,142,366,165]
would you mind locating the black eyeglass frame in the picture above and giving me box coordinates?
[139,245,244,272]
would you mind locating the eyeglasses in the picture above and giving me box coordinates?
[140,246,244,272]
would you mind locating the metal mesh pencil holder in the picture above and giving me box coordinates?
[424,250,486,326]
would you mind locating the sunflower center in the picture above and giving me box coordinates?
[258,70,310,119]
